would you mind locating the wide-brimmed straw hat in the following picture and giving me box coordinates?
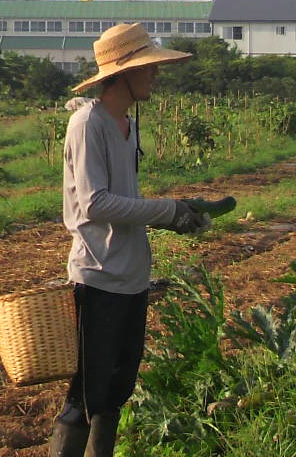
[73,22,192,92]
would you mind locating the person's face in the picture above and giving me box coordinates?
[124,65,159,101]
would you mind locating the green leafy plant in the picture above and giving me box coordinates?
[224,295,296,361]
[121,266,239,455]
[37,113,68,166]
[117,264,296,456]
[179,115,216,168]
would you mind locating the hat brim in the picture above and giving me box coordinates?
[72,47,192,92]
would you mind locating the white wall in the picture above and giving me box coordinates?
[213,22,296,56]
[13,48,93,62]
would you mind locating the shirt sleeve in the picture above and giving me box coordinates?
[64,114,176,226]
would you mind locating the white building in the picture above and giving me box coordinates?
[209,0,296,57]
[0,0,212,72]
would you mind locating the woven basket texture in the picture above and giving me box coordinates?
[0,284,78,386]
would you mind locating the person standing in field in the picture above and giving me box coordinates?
[49,23,210,457]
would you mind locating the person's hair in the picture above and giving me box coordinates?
[101,75,119,90]
[96,74,119,97]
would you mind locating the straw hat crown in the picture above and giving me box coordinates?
[73,22,192,92]
[95,23,151,66]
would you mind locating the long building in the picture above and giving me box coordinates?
[0,0,212,73]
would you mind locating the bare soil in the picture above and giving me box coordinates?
[0,159,296,456]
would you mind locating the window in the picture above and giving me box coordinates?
[47,21,62,32]
[233,26,242,40]
[101,21,116,32]
[141,22,156,33]
[156,22,171,33]
[54,62,63,71]
[31,21,46,32]
[195,22,211,34]
[63,62,72,73]
[69,21,84,32]
[276,26,285,35]
[0,21,7,32]
[178,22,194,34]
[14,21,29,32]
[71,62,79,74]
[223,27,232,39]
[85,21,101,33]
[223,26,243,40]
[62,62,80,74]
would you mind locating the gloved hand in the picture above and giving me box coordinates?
[154,201,211,235]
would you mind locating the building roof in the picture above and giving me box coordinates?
[0,35,96,49]
[0,1,212,20]
[209,0,296,22]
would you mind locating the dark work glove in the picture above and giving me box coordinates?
[153,201,211,235]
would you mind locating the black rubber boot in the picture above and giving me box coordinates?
[84,410,120,457]
[48,401,90,457]
[49,421,90,457]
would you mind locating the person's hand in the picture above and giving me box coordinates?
[153,201,211,235]
[190,211,211,234]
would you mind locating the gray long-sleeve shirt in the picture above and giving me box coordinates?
[63,100,176,294]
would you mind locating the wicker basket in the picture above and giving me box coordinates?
[0,284,78,386]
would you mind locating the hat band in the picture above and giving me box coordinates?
[116,44,151,66]
[98,44,153,67]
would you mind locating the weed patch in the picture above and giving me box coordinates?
[116,266,296,456]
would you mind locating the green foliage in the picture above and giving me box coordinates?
[73,57,99,98]
[117,267,296,456]
[0,189,62,235]
[0,116,40,148]
[179,114,216,168]
[157,38,296,99]
[0,140,41,163]
[139,93,296,188]
[37,113,68,165]
[224,293,296,361]
[158,36,240,95]
[122,267,239,455]
[0,100,29,117]
[0,52,73,103]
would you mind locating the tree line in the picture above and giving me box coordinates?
[159,36,296,99]
[1,37,296,104]
[0,52,72,104]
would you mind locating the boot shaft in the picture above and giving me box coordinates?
[84,410,120,457]
[49,421,90,457]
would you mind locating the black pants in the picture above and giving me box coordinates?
[65,284,148,420]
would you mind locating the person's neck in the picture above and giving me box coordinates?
[100,79,134,122]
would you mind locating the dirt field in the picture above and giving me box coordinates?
[0,159,296,456]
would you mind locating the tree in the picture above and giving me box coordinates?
[158,36,240,95]
[26,57,73,100]
[0,52,73,102]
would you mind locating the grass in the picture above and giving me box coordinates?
[0,115,40,148]
[0,140,42,163]
[1,106,296,235]
[0,189,62,234]
[1,155,63,188]
[139,134,296,195]
[222,352,296,457]
[0,99,30,117]
[148,229,201,279]
[213,177,296,232]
